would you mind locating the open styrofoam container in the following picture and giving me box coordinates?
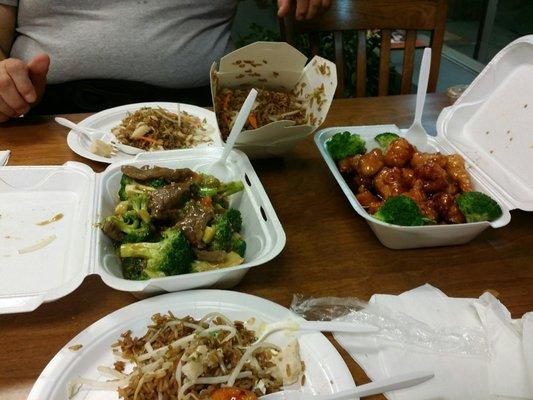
[315,35,533,249]
[210,41,337,158]
[0,148,286,314]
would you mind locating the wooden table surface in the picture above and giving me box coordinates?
[1,93,532,399]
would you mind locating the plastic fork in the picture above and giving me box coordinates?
[199,88,258,180]
[259,371,435,400]
[254,319,378,344]
[55,117,143,156]
[404,47,432,151]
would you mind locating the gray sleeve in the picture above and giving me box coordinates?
[0,0,18,6]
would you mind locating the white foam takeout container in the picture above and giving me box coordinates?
[210,41,337,158]
[0,148,286,314]
[315,36,533,249]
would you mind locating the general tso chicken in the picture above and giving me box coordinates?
[327,131,502,226]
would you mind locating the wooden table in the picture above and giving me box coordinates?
[1,93,532,399]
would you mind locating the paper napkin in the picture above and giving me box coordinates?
[334,285,533,400]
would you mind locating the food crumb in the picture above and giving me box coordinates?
[510,137,513,141]
[68,344,83,352]
[114,360,126,372]
[485,131,490,135]
[490,150,494,154]
[524,104,528,108]
[37,212,64,226]
[507,130,511,134]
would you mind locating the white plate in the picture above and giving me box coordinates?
[28,290,356,400]
[66,102,223,164]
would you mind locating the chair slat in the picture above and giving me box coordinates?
[400,29,417,94]
[378,29,392,96]
[309,32,320,56]
[278,0,447,98]
[356,30,367,97]
[334,31,345,98]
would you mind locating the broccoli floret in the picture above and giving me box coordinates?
[119,229,195,278]
[210,215,233,252]
[101,212,152,243]
[226,208,242,232]
[121,257,148,280]
[191,174,244,199]
[231,233,246,257]
[145,178,166,188]
[218,181,245,198]
[118,175,135,201]
[118,175,166,201]
[326,131,366,160]
[455,191,502,223]
[374,132,400,150]
[198,173,221,188]
[194,186,218,197]
[129,193,151,223]
[373,195,434,226]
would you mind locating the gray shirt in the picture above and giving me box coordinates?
[1,0,237,88]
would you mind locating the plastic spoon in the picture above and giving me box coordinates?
[200,88,258,180]
[259,371,434,400]
[404,47,432,151]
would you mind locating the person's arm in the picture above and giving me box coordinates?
[0,4,16,60]
[0,4,50,122]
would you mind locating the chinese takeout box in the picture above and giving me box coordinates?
[210,41,337,158]
[316,35,533,249]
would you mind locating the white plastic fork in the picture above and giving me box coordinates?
[198,88,258,180]
[55,117,143,156]
[254,319,378,344]
[259,371,435,400]
[404,47,432,151]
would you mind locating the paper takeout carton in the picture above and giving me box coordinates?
[210,42,337,158]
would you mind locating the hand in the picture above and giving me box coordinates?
[277,0,332,21]
[0,53,50,122]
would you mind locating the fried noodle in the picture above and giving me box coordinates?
[67,313,304,400]
[215,88,307,140]
[112,107,212,151]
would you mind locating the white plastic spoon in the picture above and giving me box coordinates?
[259,371,434,400]
[404,47,432,151]
[200,88,258,180]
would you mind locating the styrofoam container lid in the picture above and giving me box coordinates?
[0,148,286,313]
[437,35,533,212]
[314,35,533,249]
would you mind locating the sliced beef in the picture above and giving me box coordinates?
[101,219,123,241]
[149,182,191,220]
[175,201,214,245]
[121,165,195,182]
[194,249,227,263]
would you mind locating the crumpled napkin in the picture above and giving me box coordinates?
[334,285,533,400]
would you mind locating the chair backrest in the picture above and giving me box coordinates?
[279,0,448,97]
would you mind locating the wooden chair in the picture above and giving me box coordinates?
[279,0,448,97]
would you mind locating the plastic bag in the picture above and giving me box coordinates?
[291,294,489,356]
